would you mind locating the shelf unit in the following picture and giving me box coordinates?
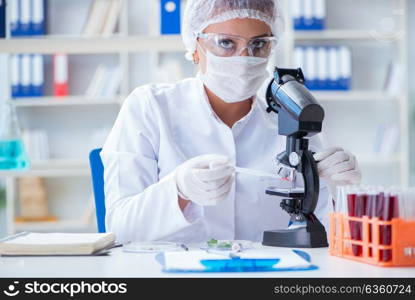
[1,29,405,53]
[0,159,90,178]
[0,0,410,236]
[0,0,134,236]
[14,220,93,233]
[0,35,186,54]
[313,91,398,102]
[9,96,124,107]
[294,29,405,41]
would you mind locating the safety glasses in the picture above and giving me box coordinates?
[196,32,278,58]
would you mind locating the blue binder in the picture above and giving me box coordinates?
[294,0,326,31]
[20,54,32,97]
[338,46,352,91]
[302,0,314,30]
[160,0,181,35]
[30,0,45,35]
[313,0,326,30]
[327,46,340,90]
[10,0,21,36]
[30,54,44,97]
[20,0,31,36]
[11,55,21,98]
[292,0,304,30]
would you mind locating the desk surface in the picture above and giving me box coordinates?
[1,246,414,278]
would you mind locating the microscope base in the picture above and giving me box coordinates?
[262,227,328,248]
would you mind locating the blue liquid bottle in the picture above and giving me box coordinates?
[0,102,30,170]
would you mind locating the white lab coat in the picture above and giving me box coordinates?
[101,76,333,244]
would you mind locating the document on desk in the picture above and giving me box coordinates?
[161,248,317,273]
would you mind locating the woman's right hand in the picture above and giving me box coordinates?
[175,154,235,207]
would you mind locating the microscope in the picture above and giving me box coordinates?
[262,67,328,248]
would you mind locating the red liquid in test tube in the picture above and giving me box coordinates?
[355,193,367,256]
[347,190,369,257]
[379,194,399,262]
[365,192,377,257]
[347,193,356,253]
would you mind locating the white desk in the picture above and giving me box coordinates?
[1,246,414,278]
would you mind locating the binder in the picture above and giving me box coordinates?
[303,0,313,30]
[161,0,181,35]
[305,46,317,90]
[294,0,326,31]
[20,0,31,36]
[316,46,328,90]
[20,54,31,97]
[31,54,44,97]
[30,0,45,35]
[338,46,352,90]
[299,45,352,91]
[11,55,21,98]
[313,0,326,30]
[0,0,6,38]
[53,54,69,97]
[291,0,303,30]
[328,46,340,90]
[294,46,305,69]
[10,0,20,36]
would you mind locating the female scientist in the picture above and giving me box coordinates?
[101,0,361,244]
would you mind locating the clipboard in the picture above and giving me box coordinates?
[156,249,318,273]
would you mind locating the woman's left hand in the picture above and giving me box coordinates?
[313,147,362,200]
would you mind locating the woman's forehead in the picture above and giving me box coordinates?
[204,18,272,39]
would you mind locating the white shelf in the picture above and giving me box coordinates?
[1,31,402,55]
[294,30,405,42]
[9,92,397,106]
[10,96,123,107]
[6,30,400,54]
[0,35,185,54]
[0,169,90,178]
[0,159,90,178]
[14,220,93,232]
[30,159,89,169]
[313,91,397,102]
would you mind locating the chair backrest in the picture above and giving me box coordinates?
[89,148,106,233]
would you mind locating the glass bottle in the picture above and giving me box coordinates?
[0,102,29,170]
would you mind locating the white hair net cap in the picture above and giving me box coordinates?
[182,0,284,61]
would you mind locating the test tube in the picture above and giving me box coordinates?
[365,190,377,257]
[379,190,399,262]
[347,188,360,256]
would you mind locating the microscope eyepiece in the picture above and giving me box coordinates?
[266,67,325,137]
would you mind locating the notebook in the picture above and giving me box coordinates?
[159,248,317,273]
[0,232,116,256]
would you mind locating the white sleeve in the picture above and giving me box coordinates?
[100,88,205,244]
[313,184,333,231]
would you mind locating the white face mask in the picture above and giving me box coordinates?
[199,49,269,103]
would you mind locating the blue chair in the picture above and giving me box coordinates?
[89,148,106,233]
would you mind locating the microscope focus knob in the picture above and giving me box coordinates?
[289,152,300,167]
